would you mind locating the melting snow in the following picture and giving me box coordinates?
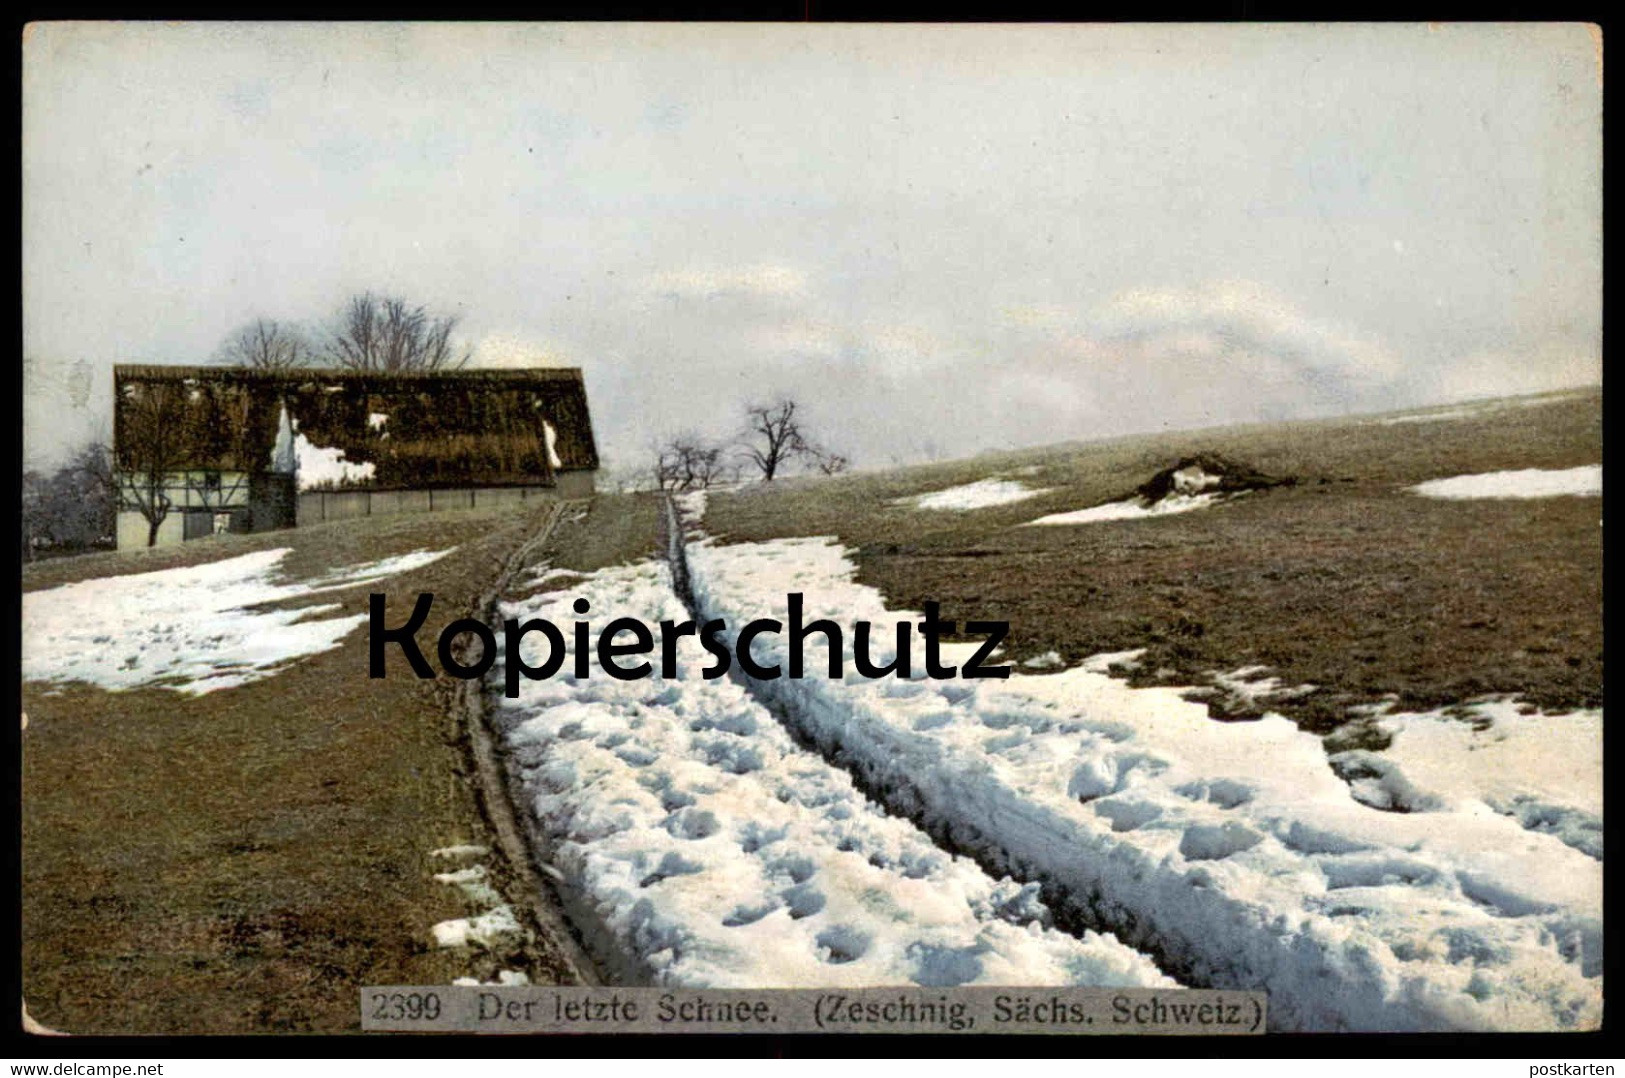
[22,547,453,695]
[1024,493,1222,526]
[679,525,1602,1031]
[544,421,562,470]
[432,906,523,950]
[434,864,505,907]
[900,479,1052,511]
[672,490,709,521]
[490,559,1172,989]
[294,432,377,491]
[1373,392,1592,426]
[1376,407,1485,426]
[454,971,532,986]
[1370,702,1601,860]
[1409,466,1601,500]
[270,405,297,473]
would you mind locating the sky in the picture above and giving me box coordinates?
[22,22,1602,478]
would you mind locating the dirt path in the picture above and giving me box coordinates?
[448,500,601,987]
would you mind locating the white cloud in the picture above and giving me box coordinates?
[647,264,809,300]
[469,332,574,370]
[1090,280,1405,384]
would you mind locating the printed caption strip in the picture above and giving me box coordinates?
[363,986,1266,1035]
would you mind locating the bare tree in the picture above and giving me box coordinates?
[811,448,850,476]
[117,382,186,547]
[325,293,470,372]
[740,399,812,482]
[25,440,119,559]
[738,398,847,481]
[21,470,47,562]
[218,318,310,371]
[655,433,732,492]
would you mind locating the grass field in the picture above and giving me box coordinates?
[702,388,1602,735]
[21,504,584,1034]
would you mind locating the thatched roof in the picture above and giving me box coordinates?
[113,365,599,489]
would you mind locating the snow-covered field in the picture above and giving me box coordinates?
[21,547,451,694]
[673,501,1601,1032]
[898,479,1052,511]
[1409,465,1602,500]
[490,558,1174,989]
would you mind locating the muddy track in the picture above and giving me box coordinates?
[449,500,603,986]
[658,496,1186,984]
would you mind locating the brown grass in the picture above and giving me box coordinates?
[21,503,581,1034]
[702,389,1602,732]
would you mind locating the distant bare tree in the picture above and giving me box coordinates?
[23,442,118,559]
[21,470,47,562]
[739,398,846,482]
[117,382,186,546]
[811,448,850,476]
[218,318,310,371]
[325,293,470,372]
[655,433,732,492]
[740,399,812,482]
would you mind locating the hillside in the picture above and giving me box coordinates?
[20,386,1603,1034]
[701,387,1603,733]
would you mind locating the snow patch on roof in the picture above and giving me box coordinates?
[1409,465,1600,500]
[543,420,562,470]
[901,478,1052,511]
[294,432,377,491]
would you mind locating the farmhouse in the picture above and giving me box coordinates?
[113,365,598,549]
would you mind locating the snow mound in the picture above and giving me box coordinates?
[1409,465,1601,500]
[22,547,452,695]
[900,479,1052,511]
[1024,454,1289,527]
[680,531,1601,1031]
[490,559,1173,989]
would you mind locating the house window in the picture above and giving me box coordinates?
[202,471,221,491]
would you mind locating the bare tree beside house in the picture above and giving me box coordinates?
[218,318,310,371]
[116,381,186,547]
[326,293,471,372]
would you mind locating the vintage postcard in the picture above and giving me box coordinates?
[19,22,1602,1046]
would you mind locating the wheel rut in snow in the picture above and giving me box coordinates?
[657,495,1187,985]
